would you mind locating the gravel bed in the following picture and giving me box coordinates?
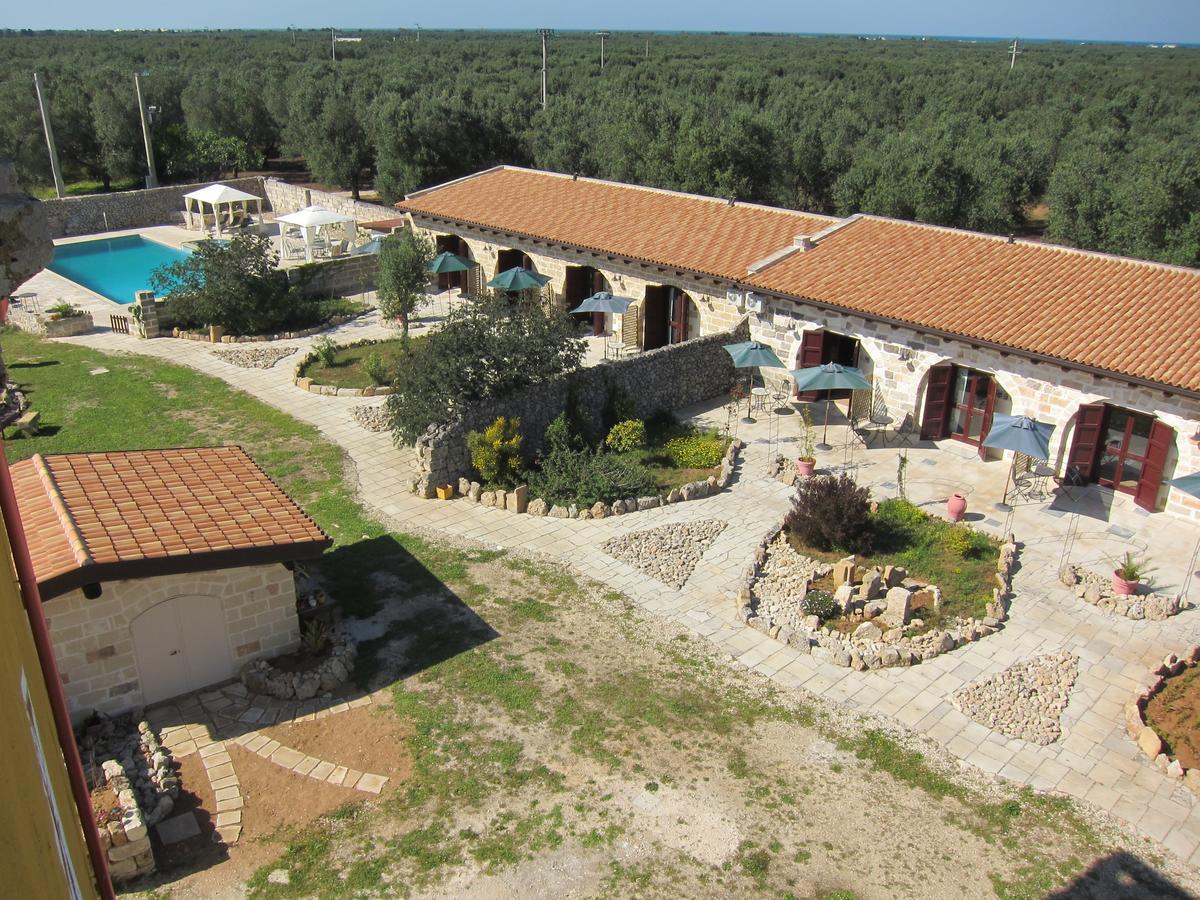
[213,346,297,369]
[352,404,393,432]
[953,650,1079,745]
[752,532,832,629]
[601,519,726,589]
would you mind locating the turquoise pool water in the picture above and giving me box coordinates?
[49,235,190,305]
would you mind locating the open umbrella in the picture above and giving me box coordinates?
[789,363,872,449]
[350,237,385,256]
[428,251,475,274]
[488,267,551,292]
[1168,473,1200,600]
[724,341,785,423]
[982,413,1056,508]
[569,291,632,316]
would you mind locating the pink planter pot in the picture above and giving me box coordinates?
[796,458,816,478]
[947,493,968,522]
[1112,572,1140,596]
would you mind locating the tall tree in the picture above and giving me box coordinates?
[377,228,434,346]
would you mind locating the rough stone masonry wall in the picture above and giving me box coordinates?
[285,252,379,298]
[1,159,53,295]
[413,318,751,492]
[40,176,267,238]
[263,178,397,222]
[45,564,300,721]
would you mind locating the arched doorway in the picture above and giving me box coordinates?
[1064,402,1176,510]
[563,265,610,335]
[434,234,474,294]
[495,248,534,281]
[792,329,862,401]
[131,595,233,705]
[917,362,1011,459]
[642,285,692,350]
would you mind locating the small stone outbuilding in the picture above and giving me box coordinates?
[12,446,331,720]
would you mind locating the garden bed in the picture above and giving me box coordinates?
[295,335,426,392]
[169,302,367,344]
[1058,563,1184,620]
[1126,646,1200,795]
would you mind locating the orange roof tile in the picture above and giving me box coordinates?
[11,446,330,600]
[397,166,837,281]
[748,216,1200,393]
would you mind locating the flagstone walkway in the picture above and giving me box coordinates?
[48,306,1200,868]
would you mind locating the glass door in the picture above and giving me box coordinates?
[1096,407,1155,495]
[948,368,994,446]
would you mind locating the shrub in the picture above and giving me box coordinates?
[944,525,974,559]
[312,335,338,367]
[786,474,872,553]
[544,412,582,455]
[46,302,82,320]
[801,589,838,621]
[378,228,434,343]
[664,430,726,468]
[527,447,657,508]
[466,416,524,487]
[362,351,390,385]
[605,419,647,453]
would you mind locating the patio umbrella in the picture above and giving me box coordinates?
[982,413,1056,508]
[724,341,785,423]
[428,251,475,274]
[487,267,551,292]
[1167,473,1200,600]
[789,363,873,449]
[569,291,632,316]
[350,237,385,256]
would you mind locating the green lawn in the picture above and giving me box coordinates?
[30,178,142,199]
[299,335,425,389]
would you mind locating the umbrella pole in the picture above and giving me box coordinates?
[995,457,1015,511]
[1185,534,1200,602]
[816,396,833,451]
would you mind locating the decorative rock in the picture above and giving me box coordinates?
[1167,759,1185,779]
[610,499,625,515]
[457,478,471,496]
[1137,726,1164,759]
[861,571,882,601]
[590,501,610,519]
[600,519,726,589]
[469,482,482,502]
[511,485,529,514]
[527,498,548,517]
[549,505,570,519]
[853,621,883,642]
[481,491,496,508]
[954,651,1079,745]
[880,587,912,628]
[667,488,682,504]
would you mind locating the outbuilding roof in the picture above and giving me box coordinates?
[396,166,837,281]
[12,446,331,600]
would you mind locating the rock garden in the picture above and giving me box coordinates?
[736,475,1015,669]
[1126,645,1200,796]
[1058,558,1186,621]
[601,519,727,588]
[953,651,1079,744]
[214,345,296,369]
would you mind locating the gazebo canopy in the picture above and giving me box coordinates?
[183,183,261,205]
[183,183,263,236]
[276,205,357,263]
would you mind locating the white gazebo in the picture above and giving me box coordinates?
[182,183,264,235]
[275,205,357,263]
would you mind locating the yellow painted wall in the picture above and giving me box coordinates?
[0,509,100,898]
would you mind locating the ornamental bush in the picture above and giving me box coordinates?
[605,419,647,453]
[527,447,657,508]
[362,351,390,386]
[800,589,838,621]
[786,474,872,553]
[664,430,725,468]
[466,416,524,488]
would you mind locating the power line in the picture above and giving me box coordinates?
[1008,38,1023,70]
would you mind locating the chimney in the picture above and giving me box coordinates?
[794,235,816,251]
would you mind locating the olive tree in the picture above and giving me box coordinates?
[377,228,434,346]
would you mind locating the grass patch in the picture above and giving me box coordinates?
[299,335,427,389]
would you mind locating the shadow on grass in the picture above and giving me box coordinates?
[1046,850,1192,899]
[8,359,61,369]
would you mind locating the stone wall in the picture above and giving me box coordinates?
[1,160,52,295]
[41,176,267,238]
[45,564,300,720]
[411,219,1200,521]
[286,252,379,298]
[263,178,397,222]
[413,318,751,492]
[8,308,94,337]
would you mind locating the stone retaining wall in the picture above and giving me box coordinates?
[241,630,357,700]
[1125,646,1200,795]
[262,179,396,222]
[8,309,94,337]
[411,318,750,495]
[286,253,379,298]
[42,177,267,238]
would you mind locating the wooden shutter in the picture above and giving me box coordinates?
[669,288,688,344]
[977,377,998,460]
[1134,420,1176,511]
[621,303,640,348]
[795,330,825,401]
[920,364,955,440]
[1066,403,1106,483]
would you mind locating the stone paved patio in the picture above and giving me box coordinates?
[29,258,1200,868]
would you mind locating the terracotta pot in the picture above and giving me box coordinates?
[1112,572,1139,596]
[946,493,968,522]
[796,458,816,477]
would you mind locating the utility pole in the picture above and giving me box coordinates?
[1008,38,1022,70]
[331,27,336,61]
[416,24,420,42]
[596,31,609,71]
[536,28,553,108]
[645,38,649,60]
[133,71,158,189]
[32,72,65,199]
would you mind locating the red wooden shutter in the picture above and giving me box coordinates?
[669,289,688,344]
[1066,403,1106,483]
[977,377,998,460]
[920,364,955,440]
[1134,420,1176,511]
[795,330,825,400]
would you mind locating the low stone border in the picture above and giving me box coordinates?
[97,758,155,881]
[170,310,366,343]
[10,308,94,337]
[1125,645,1200,795]
[1058,564,1186,620]
[435,438,744,520]
[732,524,1017,669]
[230,730,388,794]
[293,337,396,397]
[240,631,357,700]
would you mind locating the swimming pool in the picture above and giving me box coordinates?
[48,235,191,305]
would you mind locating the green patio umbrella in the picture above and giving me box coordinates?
[983,413,1057,509]
[487,267,551,292]
[427,250,476,274]
[724,341,785,423]
[1168,473,1200,600]
[789,363,872,449]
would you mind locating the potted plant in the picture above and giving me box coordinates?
[1111,551,1148,596]
[796,406,816,477]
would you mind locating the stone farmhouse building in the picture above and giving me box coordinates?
[12,446,330,719]
[390,166,1200,521]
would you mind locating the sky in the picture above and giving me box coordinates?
[8,0,1200,44]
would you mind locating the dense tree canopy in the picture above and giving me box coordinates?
[2,30,1199,264]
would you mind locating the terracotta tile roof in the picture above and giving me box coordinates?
[11,446,331,600]
[748,216,1200,393]
[396,166,837,281]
